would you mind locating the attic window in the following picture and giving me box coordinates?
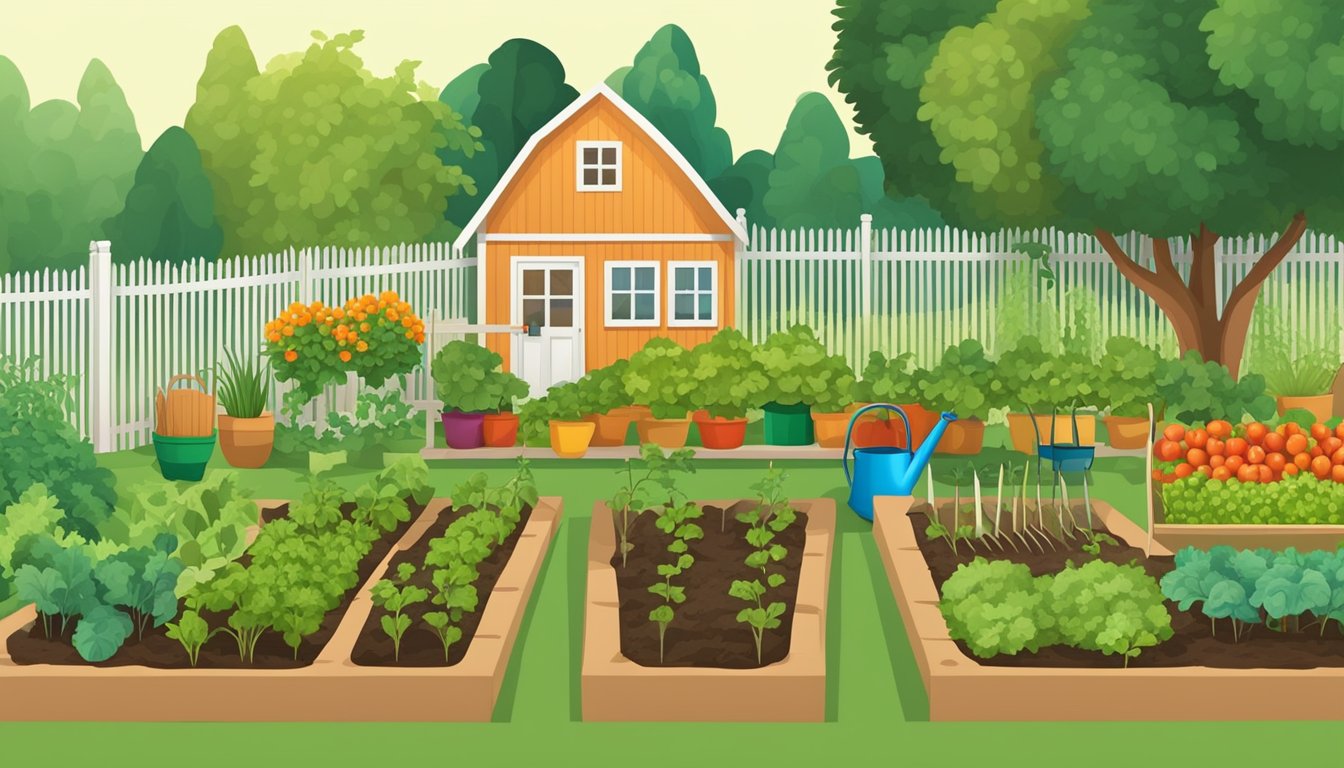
[577,141,622,191]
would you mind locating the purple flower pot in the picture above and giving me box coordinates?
[441,409,486,449]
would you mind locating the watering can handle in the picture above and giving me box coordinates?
[843,404,914,488]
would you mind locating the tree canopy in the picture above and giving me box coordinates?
[0,57,141,272]
[104,127,222,264]
[184,27,482,256]
[830,0,1344,373]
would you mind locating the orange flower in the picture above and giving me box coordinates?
[268,332,281,343]
[356,341,369,352]
[386,310,400,322]
[339,350,352,362]
[401,317,413,328]
[404,331,413,339]
[282,326,295,337]
[332,308,345,320]
[347,331,359,342]
[360,322,371,332]
[284,350,298,362]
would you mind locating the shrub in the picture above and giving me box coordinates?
[273,390,418,455]
[575,360,631,416]
[1156,351,1274,424]
[852,351,922,404]
[939,558,1051,658]
[0,357,117,540]
[686,329,768,419]
[990,336,1097,412]
[624,338,695,419]
[265,291,425,416]
[1097,337,1162,418]
[918,339,994,418]
[753,326,855,412]
[430,341,528,414]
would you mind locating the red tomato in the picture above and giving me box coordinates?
[1246,446,1266,465]
[1258,465,1274,484]
[1323,437,1342,456]
[1312,455,1332,479]
[1207,438,1226,456]
[1286,434,1309,455]
[1263,432,1286,453]
[1185,429,1209,450]
[1312,423,1331,442]
[1284,463,1301,476]
[1224,455,1245,474]
[1197,464,1213,478]
[1163,424,1186,443]
[1174,462,1195,479]
[1236,464,1259,483]
[1295,452,1314,470]
[1335,423,1344,440]
[1312,445,1325,459]
[1332,465,1344,483]
[1155,439,1183,462]
[1209,455,1226,468]
[1187,448,1209,467]
[1225,437,1249,457]
[1212,466,1232,481]
[1245,423,1268,444]
[1333,447,1344,465]
[1207,420,1233,439]
[1265,452,1287,472]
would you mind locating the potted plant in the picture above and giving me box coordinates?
[993,338,1098,452]
[547,380,597,458]
[580,360,637,446]
[850,351,935,447]
[216,348,275,468]
[1097,337,1161,449]
[625,338,696,448]
[686,329,768,450]
[1261,348,1339,423]
[754,326,855,446]
[431,341,524,449]
[917,340,993,454]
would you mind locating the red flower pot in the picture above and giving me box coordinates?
[482,412,519,447]
[694,413,747,450]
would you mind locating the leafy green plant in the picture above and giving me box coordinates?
[351,455,434,533]
[624,338,696,419]
[607,444,695,568]
[431,340,529,413]
[1080,530,1117,557]
[371,563,429,662]
[575,359,631,416]
[518,380,588,445]
[647,500,704,663]
[729,465,797,665]
[274,389,419,456]
[216,348,271,418]
[1096,337,1162,417]
[918,339,994,417]
[1156,351,1274,424]
[422,611,464,662]
[852,351,922,404]
[940,558,1050,657]
[1047,560,1172,667]
[685,329,768,419]
[753,326,855,412]
[164,609,213,667]
[990,337,1096,412]
[1259,349,1339,398]
[1160,472,1344,526]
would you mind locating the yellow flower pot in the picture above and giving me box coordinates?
[549,420,596,458]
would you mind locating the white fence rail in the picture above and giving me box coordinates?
[3,241,476,451]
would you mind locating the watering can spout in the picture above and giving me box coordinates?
[902,411,957,488]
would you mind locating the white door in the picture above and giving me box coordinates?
[511,258,584,397]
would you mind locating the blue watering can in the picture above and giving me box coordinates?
[843,404,958,521]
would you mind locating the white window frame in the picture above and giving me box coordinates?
[604,261,660,328]
[667,261,719,328]
[576,140,623,192]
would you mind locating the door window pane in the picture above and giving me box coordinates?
[550,269,573,296]
[522,298,546,326]
[523,269,545,296]
[550,298,574,327]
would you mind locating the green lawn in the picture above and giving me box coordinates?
[2,428,1332,765]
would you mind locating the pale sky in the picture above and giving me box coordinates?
[1,0,873,158]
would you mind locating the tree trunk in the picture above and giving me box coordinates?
[1093,213,1308,377]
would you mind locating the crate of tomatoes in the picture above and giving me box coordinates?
[1152,420,1344,485]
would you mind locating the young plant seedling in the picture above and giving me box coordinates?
[647,499,703,663]
[371,562,429,662]
[1080,530,1117,557]
[729,465,798,665]
[163,609,215,668]
[607,444,695,567]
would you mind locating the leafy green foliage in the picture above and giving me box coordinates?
[1046,560,1173,665]
[989,336,1096,411]
[940,558,1051,658]
[184,27,481,256]
[71,605,134,663]
[624,338,696,420]
[646,500,703,663]
[685,329,767,419]
[608,445,696,568]
[93,544,183,639]
[103,126,222,265]
[0,357,117,539]
[273,390,419,456]
[215,347,270,418]
[517,380,588,445]
[371,563,428,662]
[754,326,855,412]
[730,466,797,665]
[1160,472,1344,525]
[352,456,434,532]
[164,609,212,667]
[1097,337,1162,418]
[1258,348,1340,398]
[917,340,994,417]
[1156,352,1274,424]
[431,341,528,414]
[852,351,922,404]
[574,359,631,416]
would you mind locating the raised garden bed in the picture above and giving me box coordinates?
[582,496,834,722]
[875,494,1344,721]
[1150,488,1344,551]
[0,494,563,721]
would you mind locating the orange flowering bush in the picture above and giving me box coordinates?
[265,291,426,414]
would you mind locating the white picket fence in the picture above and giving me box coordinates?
[0,241,475,451]
[735,216,1344,371]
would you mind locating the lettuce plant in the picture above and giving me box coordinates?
[1160,472,1344,526]
[939,558,1051,657]
[164,609,212,667]
[852,351,922,404]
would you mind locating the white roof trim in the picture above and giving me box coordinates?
[452,83,747,252]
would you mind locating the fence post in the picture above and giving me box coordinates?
[734,208,747,335]
[88,240,114,453]
[859,213,873,364]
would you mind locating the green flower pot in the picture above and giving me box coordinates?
[762,402,814,445]
[152,431,217,481]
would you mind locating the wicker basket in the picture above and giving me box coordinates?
[155,374,216,437]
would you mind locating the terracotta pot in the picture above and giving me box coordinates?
[612,405,653,422]
[896,403,940,447]
[218,413,275,469]
[636,417,692,449]
[935,418,985,455]
[482,412,520,448]
[584,411,635,447]
[694,414,747,450]
[845,403,897,448]
[1005,412,1097,454]
[1103,415,1150,450]
[812,411,851,448]
[1278,394,1333,423]
[845,402,937,448]
[549,420,596,458]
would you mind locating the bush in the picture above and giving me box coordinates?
[266,291,425,416]
[274,390,419,456]
[430,341,527,414]
[624,338,695,419]
[939,558,1051,658]
[1097,337,1162,418]
[1160,472,1344,525]
[990,336,1097,412]
[518,380,587,446]
[686,329,768,418]
[918,339,994,418]
[575,360,631,416]
[852,351,922,404]
[754,326,855,412]
[0,357,116,540]
[1156,351,1274,424]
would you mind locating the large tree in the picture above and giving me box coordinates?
[439,40,577,228]
[184,28,481,255]
[829,0,1344,375]
[104,127,223,264]
[0,57,141,272]
[608,24,734,183]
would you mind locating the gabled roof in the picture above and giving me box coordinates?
[452,83,748,252]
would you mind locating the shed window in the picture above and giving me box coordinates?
[577,141,622,191]
[605,262,659,326]
[668,262,718,327]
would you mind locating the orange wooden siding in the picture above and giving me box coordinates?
[487,97,730,236]
[485,242,735,371]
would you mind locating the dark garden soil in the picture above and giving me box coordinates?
[909,502,1344,669]
[7,500,424,669]
[613,501,808,669]
[350,503,534,667]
